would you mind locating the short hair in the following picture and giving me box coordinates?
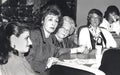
[87,9,103,26]
[54,16,76,36]
[40,5,61,24]
[63,16,76,36]
[104,5,120,20]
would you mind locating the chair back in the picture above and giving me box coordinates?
[50,65,95,75]
[99,48,120,75]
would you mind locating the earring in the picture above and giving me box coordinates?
[13,44,16,49]
[41,20,43,24]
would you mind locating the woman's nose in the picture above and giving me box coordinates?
[53,20,58,26]
[52,22,57,27]
[28,38,32,45]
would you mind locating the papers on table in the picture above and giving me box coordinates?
[64,59,97,65]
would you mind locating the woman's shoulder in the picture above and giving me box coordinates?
[77,25,88,31]
[30,27,43,39]
[100,27,110,33]
[81,27,88,30]
[1,53,35,75]
[31,26,41,33]
[7,53,23,64]
[79,27,89,34]
[0,66,2,75]
[100,27,113,38]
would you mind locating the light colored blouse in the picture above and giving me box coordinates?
[100,18,120,35]
[100,18,112,31]
[78,27,117,49]
[0,53,35,75]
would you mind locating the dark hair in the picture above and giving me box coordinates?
[104,5,120,20]
[0,22,30,65]
[0,24,12,64]
[53,16,76,36]
[5,22,30,38]
[41,5,61,21]
[0,35,12,64]
[87,9,103,26]
[53,16,63,34]
[35,5,61,26]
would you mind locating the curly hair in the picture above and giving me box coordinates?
[53,16,76,36]
[34,4,62,26]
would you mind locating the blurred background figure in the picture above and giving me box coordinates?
[100,5,120,35]
[110,13,120,35]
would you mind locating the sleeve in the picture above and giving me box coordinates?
[65,38,79,48]
[115,21,120,35]
[78,28,91,48]
[102,29,117,48]
[26,29,47,73]
[52,44,71,58]
[79,28,86,45]
[100,19,108,30]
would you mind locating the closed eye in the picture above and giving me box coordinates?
[48,18,53,21]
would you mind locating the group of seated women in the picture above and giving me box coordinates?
[0,4,120,75]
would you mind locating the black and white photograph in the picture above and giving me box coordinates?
[0,0,120,75]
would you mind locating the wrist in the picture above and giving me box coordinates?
[70,48,78,54]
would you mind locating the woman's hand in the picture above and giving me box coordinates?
[77,46,88,53]
[70,45,88,54]
[46,57,60,69]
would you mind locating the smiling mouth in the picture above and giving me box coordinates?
[50,27,55,30]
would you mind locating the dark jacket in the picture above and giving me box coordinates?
[51,35,78,48]
[51,35,78,60]
[26,27,70,75]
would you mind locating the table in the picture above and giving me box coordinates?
[50,60,105,75]
[113,34,120,47]
[111,32,120,47]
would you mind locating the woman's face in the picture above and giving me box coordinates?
[43,14,59,34]
[109,12,119,22]
[90,13,100,27]
[11,31,32,53]
[57,21,71,39]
